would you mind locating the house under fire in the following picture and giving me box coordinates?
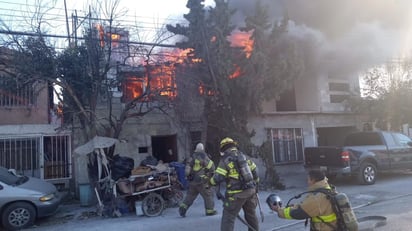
[73,25,365,187]
[73,26,205,186]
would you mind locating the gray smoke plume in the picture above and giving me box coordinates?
[228,0,409,77]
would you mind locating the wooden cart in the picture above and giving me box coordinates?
[113,167,183,217]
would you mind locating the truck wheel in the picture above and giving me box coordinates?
[1,202,36,231]
[358,162,377,185]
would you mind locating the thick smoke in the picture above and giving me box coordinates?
[228,0,410,77]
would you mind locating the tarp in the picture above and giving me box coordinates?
[74,136,118,155]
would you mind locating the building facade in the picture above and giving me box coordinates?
[0,47,71,188]
[248,72,362,165]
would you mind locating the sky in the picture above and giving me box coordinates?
[1,0,412,77]
[0,0,199,46]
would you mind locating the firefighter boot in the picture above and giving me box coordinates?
[179,206,187,217]
[206,209,217,216]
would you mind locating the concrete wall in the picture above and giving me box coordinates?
[294,75,321,111]
[248,112,360,149]
[0,83,49,125]
[73,103,196,185]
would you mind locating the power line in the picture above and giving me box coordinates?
[0,0,187,24]
[0,29,177,48]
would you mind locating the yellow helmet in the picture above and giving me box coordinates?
[220,137,237,151]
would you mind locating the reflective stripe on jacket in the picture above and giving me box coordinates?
[278,180,337,231]
[210,147,258,194]
[185,151,215,183]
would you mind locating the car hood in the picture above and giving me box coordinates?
[18,177,57,194]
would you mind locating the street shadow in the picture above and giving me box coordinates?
[327,170,412,186]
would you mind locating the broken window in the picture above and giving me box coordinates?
[121,76,146,102]
[120,64,177,103]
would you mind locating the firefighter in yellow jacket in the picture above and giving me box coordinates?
[210,137,259,231]
[270,170,337,231]
[179,143,217,217]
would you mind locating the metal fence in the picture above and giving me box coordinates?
[0,135,71,181]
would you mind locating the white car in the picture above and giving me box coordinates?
[0,167,61,230]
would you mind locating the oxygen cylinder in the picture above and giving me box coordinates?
[237,154,253,182]
[335,192,358,231]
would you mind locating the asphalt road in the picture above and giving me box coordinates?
[25,165,412,231]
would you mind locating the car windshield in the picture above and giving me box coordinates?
[0,167,20,185]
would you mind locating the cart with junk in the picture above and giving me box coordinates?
[114,163,184,217]
[73,136,184,218]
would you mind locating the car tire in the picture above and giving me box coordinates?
[358,162,377,185]
[1,202,36,231]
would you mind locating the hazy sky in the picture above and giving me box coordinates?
[1,0,410,76]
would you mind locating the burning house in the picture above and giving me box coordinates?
[73,25,206,186]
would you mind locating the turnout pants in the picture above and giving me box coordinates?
[181,182,215,214]
[221,188,259,231]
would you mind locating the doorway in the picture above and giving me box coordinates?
[151,135,178,163]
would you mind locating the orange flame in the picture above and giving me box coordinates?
[149,64,177,99]
[228,30,254,58]
[229,65,242,79]
[122,30,255,101]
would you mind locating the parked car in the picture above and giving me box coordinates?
[0,167,61,230]
[304,131,412,185]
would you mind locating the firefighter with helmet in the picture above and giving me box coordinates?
[269,170,338,231]
[210,137,259,231]
[179,143,217,217]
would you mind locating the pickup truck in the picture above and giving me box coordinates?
[304,131,412,185]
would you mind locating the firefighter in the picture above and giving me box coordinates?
[179,143,217,217]
[269,170,337,231]
[210,137,259,231]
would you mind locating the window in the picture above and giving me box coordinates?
[108,33,121,48]
[392,133,412,146]
[0,135,71,179]
[344,132,383,146]
[138,147,148,153]
[329,82,350,91]
[120,64,177,103]
[121,76,145,103]
[0,79,35,107]
[268,128,304,164]
[330,95,349,103]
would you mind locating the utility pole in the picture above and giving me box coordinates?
[72,11,78,47]
[63,0,71,46]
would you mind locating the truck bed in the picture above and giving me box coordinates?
[304,146,346,167]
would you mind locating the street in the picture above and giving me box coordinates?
[26,165,412,231]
